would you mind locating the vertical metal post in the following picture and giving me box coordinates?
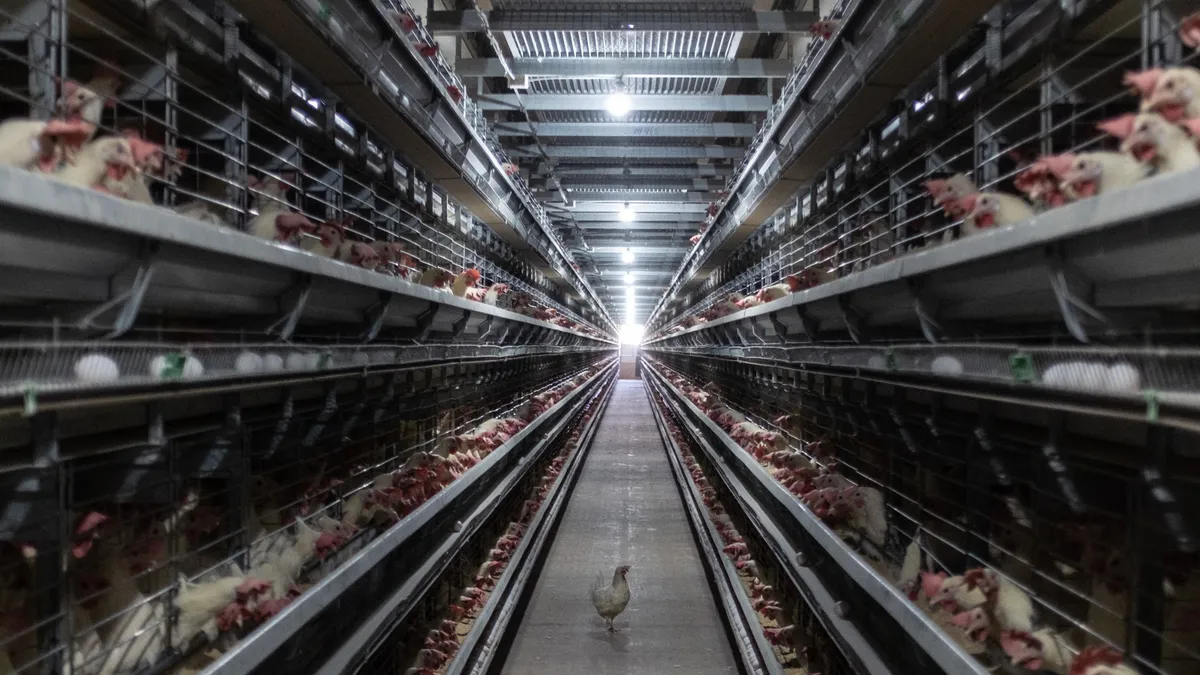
[32,412,65,675]
[163,43,179,207]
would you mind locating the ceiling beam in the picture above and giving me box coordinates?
[428,10,817,33]
[455,57,793,79]
[509,144,744,160]
[533,178,725,191]
[533,164,734,178]
[545,191,720,204]
[475,94,772,112]
[494,121,757,138]
[569,213,704,224]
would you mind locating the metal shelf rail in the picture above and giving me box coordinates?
[649,0,1194,335]
[643,353,1200,675]
[0,346,613,675]
[0,163,612,400]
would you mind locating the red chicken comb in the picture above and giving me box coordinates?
[1181,11,1200,49]
[923,178,948,196]
[1096,114,1137,140]
[1122,69,1163,97]
[1069,646,1125,675]
[1040,153,1077,179]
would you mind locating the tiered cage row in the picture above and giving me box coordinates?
[0,0,619,674]
[642,0,1200,674]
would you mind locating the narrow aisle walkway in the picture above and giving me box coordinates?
[502,379,737,675]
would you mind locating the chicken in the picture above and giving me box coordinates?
[923,173,977,219]
[247,200,317,244]
[0,118,94,171]
[589,565,631,631]
[86,541,167,675]
[1068,646,1137,675]
[1097,112,1200,174]
[100,133,164,204]
[1182,12,1200,51]
[809,18,840,39]
[754,275,804,304]
[302,219,346,258]
[897,536,923,599]
[1013,159,1068,208]
[419,267,456,291]
[956,192,1034,234]
[174,566,245,647]
[465,282,510,305]
[338,240,382,270]
[54,136,139,190]
[451,268,482,297]
[1125,67,1200,123]
[1041,152,1148,200]
[57,70,121,131]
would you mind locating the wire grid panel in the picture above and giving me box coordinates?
[656,0,1192,337]
[0,0,604,342]
[0,353,606,675]
[649,353,1200,675]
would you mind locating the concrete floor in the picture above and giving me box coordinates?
[502,380,738,675]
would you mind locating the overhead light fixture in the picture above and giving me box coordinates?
[622,248,635,264]
[624,271,635,285]
[619,203,635,222]
[607,77,631,117]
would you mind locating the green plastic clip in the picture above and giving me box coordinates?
[318,1,332,21]
[22,384,37,418]
[1144,389,1160,423]
[1009,352,1035,383]
[162,353,186,379]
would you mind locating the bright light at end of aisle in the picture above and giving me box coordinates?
[620,324,645,345]
[606,91,631,117]
[622,248,635,264]
[619,203,635,222]
[624,271,634,285]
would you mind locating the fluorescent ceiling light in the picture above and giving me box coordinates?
[606,91,631,117]
[622,248,635,264]
[618,203,635,222]
[624,271,634,285]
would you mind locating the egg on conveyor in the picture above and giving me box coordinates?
[1043,360,1107,390]
[74,354,120,383]
[263,353,285,372]
[350,352,371,367]
[234,351,264,374]
[1105,363,1141,392]
[285,352,311,371]
[930,355,963,376]
[149,354,205,379]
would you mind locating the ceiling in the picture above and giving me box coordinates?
[439,0,813,324]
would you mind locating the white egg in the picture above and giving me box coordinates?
[1076,362,1108,391]
[74,354,120,383]
[306,353,324,370]
[234,351,264,374]
[263,354,285,372]
[350,352,371,367]
[1106,363,1142,392]
[1043,362,1082,389]
[866,355,886,370]
[149,354,204,380]
[930,355,964,376]
[285,353,310,371]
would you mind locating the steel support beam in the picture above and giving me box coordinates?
[455,57,794,79]
[476,94,772,112]
[570,213,705,224]
[429,10,817,32]
[533,164,735,178]
[534,178,726,191]
[494,121,757,138]
[545,191,721,204]
[510,145,745,159]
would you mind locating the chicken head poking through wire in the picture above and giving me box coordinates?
[590,564,631,632]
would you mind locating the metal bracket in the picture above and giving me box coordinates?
[267,275,314,341]
[410,303,440,342]
[1046,246,1112,343]
[449,310,471,339]
[908,279,943,344]
[302,385,340,448]
[1042,415,1086,515]
[793,305,820,343]
[263,388,296,458]
[476,316,494,342]
[837,296,869,344]
[76,245,159,339]
[361,292,396,343]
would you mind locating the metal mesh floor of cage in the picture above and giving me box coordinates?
[644,354,1200,675]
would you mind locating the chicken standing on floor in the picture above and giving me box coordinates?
[590,564,631,632]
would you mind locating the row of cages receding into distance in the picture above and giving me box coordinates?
[652,0,1200,347]
[642,354,1200,675]
[0,0,612,368]
[0,337,613,675]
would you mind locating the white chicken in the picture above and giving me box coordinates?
[57,72,121,134]
[1041,151,1148,200]
[957,192,1034,234]
[53,136,139,190]
[451,268,482,297]
[173,565,245,647]
[1098,112,1200,174]
[1068,646,1138,675]
[923,173,977,219]
[1126,67,1200,122]
[302,220,346,258]
[465,282,509,305]
[589,565,631,632]
[0,118,94,171]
